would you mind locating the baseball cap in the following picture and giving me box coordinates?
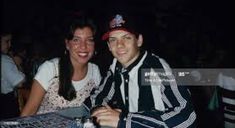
[102,14,139,40]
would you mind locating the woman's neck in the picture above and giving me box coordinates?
[72,63,88,81]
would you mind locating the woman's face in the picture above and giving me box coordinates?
[65,27,95,65]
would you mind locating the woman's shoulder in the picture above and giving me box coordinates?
[41,58,59,66]
[88,62,100,70]
[47,58,59,64]
[37,58,59,72]
[34,58,59,90]
[88,62,101,81]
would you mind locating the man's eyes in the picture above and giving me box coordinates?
[109,36,132,42]
[123,36,132,40]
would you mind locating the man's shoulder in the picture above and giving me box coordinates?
[1,54,12,60]
[107,58,118,72]
[143,51,163,67]
[146,52,160,59]
[1,54,14,64]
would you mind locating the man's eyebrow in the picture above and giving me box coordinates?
[109,33,131,38]
[122,34,132,37]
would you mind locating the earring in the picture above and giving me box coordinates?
[64,49,67,54]
[94,51,97,55]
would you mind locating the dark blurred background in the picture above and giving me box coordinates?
[2,0,234,69]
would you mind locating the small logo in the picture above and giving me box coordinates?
[178,71,190,77]
[178,72,185,77]
[109,14,125,28]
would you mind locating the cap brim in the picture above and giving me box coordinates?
[102,28,131,41]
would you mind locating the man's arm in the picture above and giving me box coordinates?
[118,86,196,128]
[92,85,196,128]
[4,56,25,88]
[87,70,115,108]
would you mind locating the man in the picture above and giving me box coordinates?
[91,14,196,128]
[1,31,25,119]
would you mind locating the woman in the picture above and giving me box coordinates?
[21,15,101,116]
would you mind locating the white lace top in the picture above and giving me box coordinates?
[34,58,101,114]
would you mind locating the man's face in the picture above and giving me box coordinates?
[107,30,143,67]
[1,34,12,54]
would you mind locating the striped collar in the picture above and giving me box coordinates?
[114,50,146,74]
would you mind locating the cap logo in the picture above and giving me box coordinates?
[109,14,125,28]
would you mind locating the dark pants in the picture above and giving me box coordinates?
[0,91,20,120]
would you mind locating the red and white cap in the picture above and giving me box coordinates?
[102,14,138,40]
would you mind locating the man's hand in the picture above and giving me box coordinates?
[91,105,121,128]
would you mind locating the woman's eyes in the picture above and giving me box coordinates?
[72,38,94,44]
[87,38,94,43]
[108,38,117,43]
[72,38,80,42]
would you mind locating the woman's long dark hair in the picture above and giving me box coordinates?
[58,15,97,101]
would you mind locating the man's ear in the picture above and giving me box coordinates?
[137,34,143,47]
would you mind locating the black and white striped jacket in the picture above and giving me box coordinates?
[90,51,197,128]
